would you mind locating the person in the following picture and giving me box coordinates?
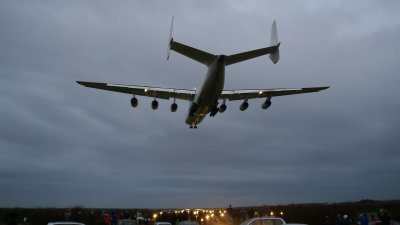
[343,215,351,225]
[5,211,18,225]
[324,216,331,225]
[358,213,369,225]
[378,209,390,225]
[103,213,111,225]
[64,210,72,221]
[111,211,117,225]
[335,214,342,225]
[336,215,350,225]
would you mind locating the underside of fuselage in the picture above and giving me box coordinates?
[185,55,226,127]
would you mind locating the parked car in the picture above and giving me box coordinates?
[119,219,138,225]
[240,217,287,225]
[155,222,172,225]
[178,221,200,225]
[47,222,85,225]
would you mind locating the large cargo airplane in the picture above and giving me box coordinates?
[77,18,329,129]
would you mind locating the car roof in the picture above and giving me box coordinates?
[241,217,286,225]
[178,221,200,225]
[47,222,85,225]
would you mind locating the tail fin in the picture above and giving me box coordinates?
[225,20,280,66]
[167,15,174,60]
[269,20,280,64]
[166,16,216,66]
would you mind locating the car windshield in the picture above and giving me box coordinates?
[241,218,284,225]
[120,221,138,225]
[178,221,200,225]
[51,224,83,225]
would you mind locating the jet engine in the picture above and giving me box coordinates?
[261,99,272,109]
[219,103,227,113]
[240,101,249,111]
[131,97,138,107]
[151,100,158,110]
[170,103,178,112]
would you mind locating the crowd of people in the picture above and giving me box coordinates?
[329,209,392,225]
[1,205,397,225]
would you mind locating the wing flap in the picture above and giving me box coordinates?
[77,81,195,101]
[220,86,329,101]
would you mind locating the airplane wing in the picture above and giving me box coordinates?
[220,86,329,101]
[76,81,195,101]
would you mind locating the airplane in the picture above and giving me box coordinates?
[77,18,329,129]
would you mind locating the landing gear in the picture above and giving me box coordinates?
[210,101,219,117]
[189,125,198,129]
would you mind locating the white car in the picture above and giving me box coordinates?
[240,217,286,225]
[119,219,138,225]
[155,222,172,225]
[47,222,86,225]
[178,221,200,225]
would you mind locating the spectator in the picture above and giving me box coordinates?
[111,211,117,225]
[358,213,369,225]
[378,209,390,225]
[64,210,71,221]
[324,216,331,225]
[104,213,112,225]
[5,211,18,225]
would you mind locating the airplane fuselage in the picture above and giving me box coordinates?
[185,55,226,126]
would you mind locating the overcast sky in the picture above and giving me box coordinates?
[1,0,400,209]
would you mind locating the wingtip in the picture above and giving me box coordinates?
[76,81,85,85]
[321,86,330,90]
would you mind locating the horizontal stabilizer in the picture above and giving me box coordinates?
[225,20,280,66]
[166,16,216,66]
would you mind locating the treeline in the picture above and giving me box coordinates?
[1,200,399,225]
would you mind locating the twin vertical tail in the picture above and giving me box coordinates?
[167,15,174,60]
[269,20,280,64]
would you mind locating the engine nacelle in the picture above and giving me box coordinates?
[170,103,178,112]
[219,104,227,113]
[261,100,272,109]
[240,102,249,111]
[151,100,158,110]
[130,97,138,107]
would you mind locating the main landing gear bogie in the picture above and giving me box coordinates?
[189,125,198,129]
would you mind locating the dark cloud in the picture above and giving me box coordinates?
[1,0,399,208]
